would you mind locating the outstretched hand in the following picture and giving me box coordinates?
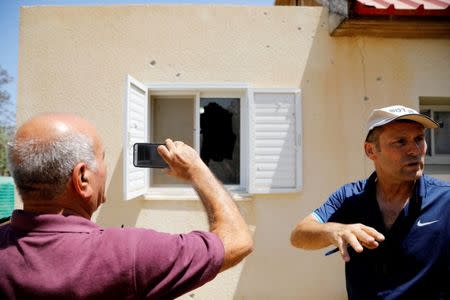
[330,223,385,262]
[157,139,207,181]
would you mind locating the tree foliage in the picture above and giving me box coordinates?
[0,65,15,176]
[0,126,14,176]
[0,65,14,126]
[0,66,13,102]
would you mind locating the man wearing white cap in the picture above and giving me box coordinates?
[290,105,450,299]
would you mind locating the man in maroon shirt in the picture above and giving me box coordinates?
[0,113,253,299]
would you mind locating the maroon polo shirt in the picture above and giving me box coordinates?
[0,210,224,299]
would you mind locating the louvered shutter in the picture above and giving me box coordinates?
[248,89,302,193]
[123,75,149,200]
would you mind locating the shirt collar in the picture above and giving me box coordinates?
[417,174,426,199]
[367,171,425,197]
[368,171,426,213]
[11,210,101,233]
[365,171,378,194]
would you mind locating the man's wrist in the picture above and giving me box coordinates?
[188,161,214,184]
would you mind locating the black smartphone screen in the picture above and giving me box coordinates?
[133,143,168,168]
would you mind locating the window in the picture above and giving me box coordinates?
[150,95,196,187]
[124,75,302,200]
[149,94,241,187]
[200,97,240,185]
[420,97,450,165]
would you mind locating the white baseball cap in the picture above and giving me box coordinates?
[366,105,439,140]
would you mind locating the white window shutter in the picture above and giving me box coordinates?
[248,89,302,194]
[123,75,149,200]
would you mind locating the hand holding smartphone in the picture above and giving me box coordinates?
[133,143,169,168]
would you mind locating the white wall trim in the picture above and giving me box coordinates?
[145,83,249,91]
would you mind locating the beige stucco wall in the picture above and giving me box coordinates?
[17,5,450,299]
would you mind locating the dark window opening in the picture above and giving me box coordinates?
[200,98,240,185]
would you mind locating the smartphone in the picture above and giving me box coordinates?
[133,143,169,168]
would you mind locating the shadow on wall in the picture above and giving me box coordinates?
[95,151,141,227]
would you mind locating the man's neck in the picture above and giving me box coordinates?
[375,176,416,229]
[23,200,91,219]
[376,177,415,204]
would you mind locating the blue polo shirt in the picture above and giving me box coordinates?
[313,172,450,300]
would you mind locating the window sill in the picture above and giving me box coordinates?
[425,156,450,165]
[142,188,253,201]
[425,163,450,174]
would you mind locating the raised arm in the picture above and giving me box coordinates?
[158,139,253,271]
[290,214,384,262]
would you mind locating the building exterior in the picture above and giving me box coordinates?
[17,4,450,299]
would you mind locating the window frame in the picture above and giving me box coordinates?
[123,76,302,201]
[146,83,250,198]
[421,104,450,165]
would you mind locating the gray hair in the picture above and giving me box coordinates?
[7,133,97,200]
[365,126,384,152]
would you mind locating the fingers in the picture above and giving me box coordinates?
[362,226,385,242]
[156,138,204,181]
[164,138,175,152]
[157,141,170,159]
[332,223,384,262]
[157,139,183,164]
[344,233,364,253]
[160,139,186,154]
[352,228,376,249]
[355,225,384,250]
[337,239,350,262]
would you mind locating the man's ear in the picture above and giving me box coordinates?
[364,142,376,161]
[72,162,92,198]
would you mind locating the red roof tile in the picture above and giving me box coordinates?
[354,0,450,16]
[357,0,450,9]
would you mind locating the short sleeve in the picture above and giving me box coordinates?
[313,187,348,223]
[312,178,370,224]
[132,229,224,299]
